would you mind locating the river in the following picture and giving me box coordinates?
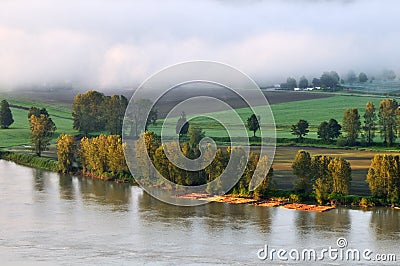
[0,160,399,265]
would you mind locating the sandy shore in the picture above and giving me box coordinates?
[177,193,335,212]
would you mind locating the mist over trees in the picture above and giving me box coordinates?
[359,72,368,82]
[382,69,396,80]
[320,71,340,90]
[298,76,308,89]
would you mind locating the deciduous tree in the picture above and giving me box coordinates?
[342,108,361,146]
[320,71,340,90]
[363,101,376,146]
[298,76,308,89]
[346,70,357,83]
[104,95,128,135]
[292,150,312,192]
[367,155,400,203]
[29,114,56,156]
[286,77,297,90]
[328,158,352,195]
[56,134,76,173]
[291,119,309,141]
[378,99,398,146]
[359,72,368,82]
[72,90,105,136]
[28,107,48,119]
[317,119,341,142]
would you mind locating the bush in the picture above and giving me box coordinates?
[336,136,348,147]
[359,197,375,208]
[289,193,301,203]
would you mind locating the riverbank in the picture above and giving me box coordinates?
[0,150,136,184]
[0,150,58,172]
[0,150,395,211]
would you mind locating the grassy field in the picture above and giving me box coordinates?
[150,94,389,140]
[1,92,396,149]
[0,95,76,149]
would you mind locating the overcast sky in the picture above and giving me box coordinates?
[0,0,399,90]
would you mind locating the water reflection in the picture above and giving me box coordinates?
[59,174,75,200]
[136,191,273,236]
[314,208,351,233]
[252,205,273,234]
[370,208,400,240]
[1,160,400,265]
[78,177,131,211]
[295,210,315,238]
[32,168,45,192]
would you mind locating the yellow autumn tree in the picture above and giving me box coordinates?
[78,134,127,178]
[29,113,57,157]
[56,134,76,173]
[106,135,127,173]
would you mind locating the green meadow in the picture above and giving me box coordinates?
[150,94,388,140]
[0,96,75,149]
[0,93,395,150]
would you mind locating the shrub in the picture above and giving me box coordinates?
[289,193,301,203]
[336,136,348,147]
[359,197,375,208]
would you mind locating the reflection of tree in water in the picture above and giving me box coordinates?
[58,174,75,200]
[314,208,351,233]
[78,177,131,211]
[370,208,400,240]
[252,206,273,235]
[137,191,194,229]
[295,211,316,238]
[32,168,45,192]
[137,192,272,235]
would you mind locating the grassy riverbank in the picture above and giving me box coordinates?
[0,150,58,172]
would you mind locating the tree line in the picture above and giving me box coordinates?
[281,69,397,90]
[135,127,272,199]
[292,150,352,204]
[56,133,129,180]
[367,154,400,205]
[292,149,400,206]
[291,98,400,147]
